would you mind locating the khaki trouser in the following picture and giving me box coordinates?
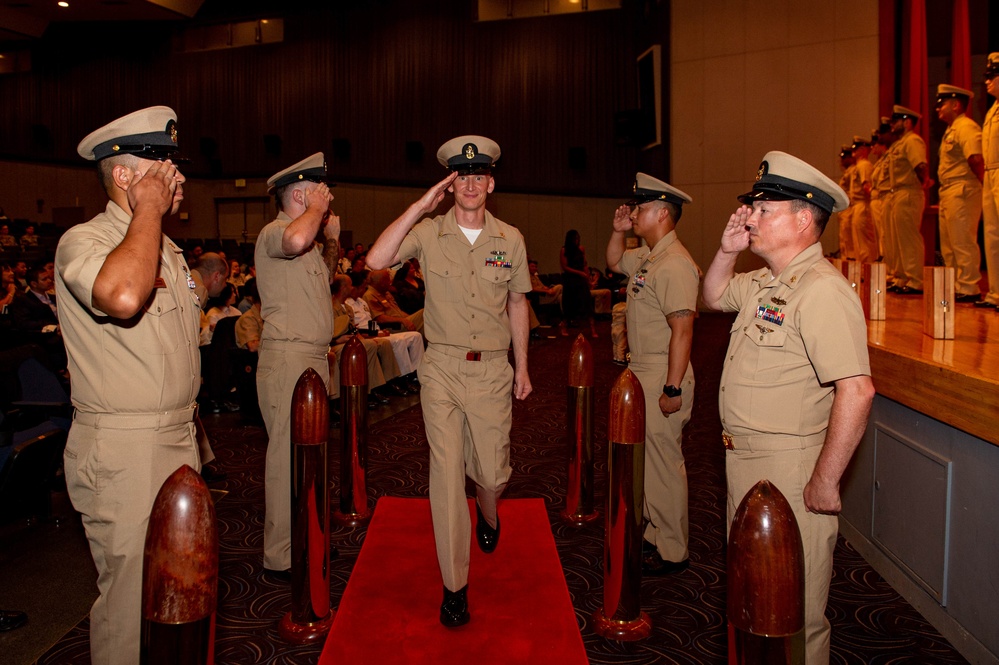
[726,434,837,665]
[257,341,331,571]
[64,408,200,665]
[850,201,879,265]
[981,170,999,304]
[887,187,926,289]
[939,181,984,296]
[419,344,513,591]
[631,358,694,562]
[837,206,854,259]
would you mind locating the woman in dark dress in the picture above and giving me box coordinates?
[559,229,597,337]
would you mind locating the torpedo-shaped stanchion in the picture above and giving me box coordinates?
[562,333,598,526]
[592,369,651,640]
[278,367,334,643]
[727,479,805,664]
[333,334,371,527]
[141,464,218,665]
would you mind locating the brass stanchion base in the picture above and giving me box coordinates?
[559,509,599,527]
[332,509,371,528]
[278,610,335,644]
[592,608,652,641]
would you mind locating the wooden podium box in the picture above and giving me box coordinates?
[860,263,886,320]
[841,260,861,298]
[923,266,955,339]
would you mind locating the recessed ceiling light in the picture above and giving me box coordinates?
[57,1,70,7]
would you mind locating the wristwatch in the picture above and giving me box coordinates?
[662,384,682,398]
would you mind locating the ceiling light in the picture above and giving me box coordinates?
[57,1,69,7]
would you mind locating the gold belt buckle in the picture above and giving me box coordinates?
[722,433,734,450]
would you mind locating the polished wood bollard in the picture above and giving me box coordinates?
[334,334,371,527]
[593,369,651,640]
[727,479,805,664]
[562,333,599,526]
[279,367,335,643]
[141,464,218,665]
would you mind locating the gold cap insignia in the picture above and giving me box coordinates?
[464,144,476,160]
[756,161,767,182]
[167,120,178,144]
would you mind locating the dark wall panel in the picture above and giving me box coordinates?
[0,0,668,197]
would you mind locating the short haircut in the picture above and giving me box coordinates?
[97,154,141,193]
[789,198,830,235]
[26,265,48,285]
[193,252,228,278]
[274,181,306,213]
[663,201,683,223]
[349,270,369,288]
[332,273,352,297]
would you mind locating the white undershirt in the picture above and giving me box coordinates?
[459,226,482,244]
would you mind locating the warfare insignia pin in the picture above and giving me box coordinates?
[771,296,786,306]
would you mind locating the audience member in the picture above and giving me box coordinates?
[0,224,16,249]
[560,229,596,337]
[19,224,39,249]
[364,268,424,333]
[392,259,425,314]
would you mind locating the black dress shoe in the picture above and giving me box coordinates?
[895,286,923,295]
[379,383,408,397]
[200,464,228,483]
[973,299,998,310]
[262,567,292,582]
[475,502,500,554]
[440,585,469,627]
[955,293,981,303]
[642,551,690,576]
[0,610,27,632]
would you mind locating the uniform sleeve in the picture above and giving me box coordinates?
[618,248,642,277]
[957,119,983,158]
[55,225,115,318]
[796,271,871,384]
[904,135,928,169]
[856,159,874,184]
[258,219,295,259]
[397,219,428,264]
[234,313,259,349]
[718,271,756,313]
[507,230,531,294]
[656,257,699,316]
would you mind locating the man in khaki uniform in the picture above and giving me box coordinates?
[363,268,424,333]
[837,145,855,260]
[885,105,932,294]
[848,136,878,264]
[870,118,894,269]
[366,135,532,627]
[936,84,985,302]
[703,151,875,665]
[606,173,700,575]
[56,107,202,665]
[980,54,999,310]
[255,152,340,575]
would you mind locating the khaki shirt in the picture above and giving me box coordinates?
[871,150,891,196]
[984,101,999,170]
[887,131,927,190]
[850,158,873,203]
[938,114,983,187]
[398,208,530,351]
[255,212,334,347]
[718,242,870,438]
[54,201,201,413]
[618,230,700,361]
[363,286,407,320]
[235,304,264,350]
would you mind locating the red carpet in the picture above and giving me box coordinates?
[319,497,589,665]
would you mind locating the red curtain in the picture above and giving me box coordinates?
[951,0,972,90]
[901,0,929,150]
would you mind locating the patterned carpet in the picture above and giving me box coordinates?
[40,313,968,664]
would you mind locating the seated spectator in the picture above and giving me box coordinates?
[9,265,57,332]
[392,260,425,314]
[588,267,612,315]
[345,271,422,390]
[206,283,242,328]
[1,264,17,313]
[19,225,39,249]
[364,269,424,334]
[339,246,355,275]
[529,259,562,305]
[12,261,27,291]
[235,280,263,353]
[228,260,247,288]
[0,224,16,249]
[329,274,403,406]
[237,277,257,313]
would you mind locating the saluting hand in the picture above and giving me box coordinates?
[306,183,333,212]
[612,205,632,232]
[720,206,752,254]
[417,172,459,214]
[324,213,341,241]
[127,160,179,216]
